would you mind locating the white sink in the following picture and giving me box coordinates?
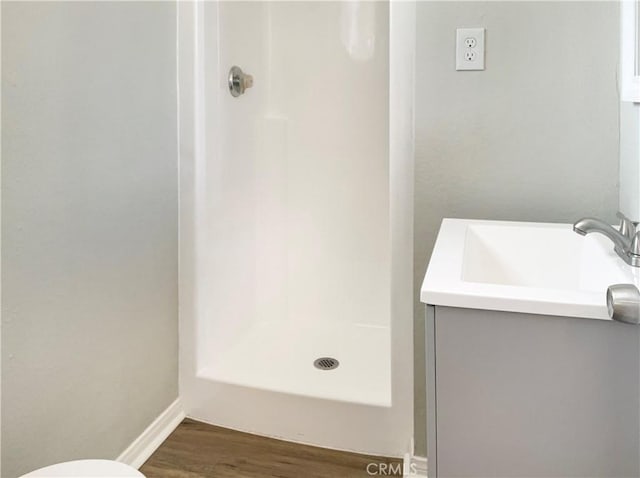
[421,219,640,319]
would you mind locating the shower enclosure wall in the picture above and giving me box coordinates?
[178,1,414,456]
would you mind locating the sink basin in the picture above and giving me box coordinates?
[421,219,640,319]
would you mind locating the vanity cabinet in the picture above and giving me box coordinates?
[425,306,639,478]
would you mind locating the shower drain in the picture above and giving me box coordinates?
[314,357,339,370]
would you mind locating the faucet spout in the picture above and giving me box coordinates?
[573,217,630,253]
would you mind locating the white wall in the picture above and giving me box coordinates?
[200,2,391,358]
[414,1,620,456]
[1,2,178,476]
[620,103,640,220]
[619,2,640,221]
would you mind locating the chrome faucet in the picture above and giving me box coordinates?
[573,212,640,267]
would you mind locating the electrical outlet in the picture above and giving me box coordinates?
[456,28,485,71]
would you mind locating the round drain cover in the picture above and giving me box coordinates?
[314,357,339,370]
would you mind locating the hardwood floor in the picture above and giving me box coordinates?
[140,418,403,478]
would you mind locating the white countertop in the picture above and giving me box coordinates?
[420,218,640,320]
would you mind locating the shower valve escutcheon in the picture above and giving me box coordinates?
[228,66,254,97]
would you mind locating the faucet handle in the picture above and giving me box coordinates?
[617,212,636,239]
[630,232,640,257]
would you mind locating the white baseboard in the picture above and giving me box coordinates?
[117,398,185,469]
[403,454,428,477]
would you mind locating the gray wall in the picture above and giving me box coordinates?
[1,2,178,477]
[414,2,620,456]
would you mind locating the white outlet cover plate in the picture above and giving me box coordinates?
[456,27,485,71]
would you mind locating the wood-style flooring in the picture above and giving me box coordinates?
[140,418,403,478]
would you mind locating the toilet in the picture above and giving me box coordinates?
[21,459,144,477]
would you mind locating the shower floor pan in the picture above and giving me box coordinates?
[198,320,392,407]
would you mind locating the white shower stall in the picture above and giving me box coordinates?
[178,1,414,456]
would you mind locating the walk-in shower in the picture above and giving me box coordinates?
[178,1,414,456]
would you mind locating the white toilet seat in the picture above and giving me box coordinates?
[21,459,145,477]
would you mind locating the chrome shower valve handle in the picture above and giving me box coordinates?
[228,66,254,97]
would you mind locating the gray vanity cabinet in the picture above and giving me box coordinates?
[425,306,640,478]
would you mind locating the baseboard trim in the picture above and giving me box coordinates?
[403,454,428,477]
[117,398,185,469]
